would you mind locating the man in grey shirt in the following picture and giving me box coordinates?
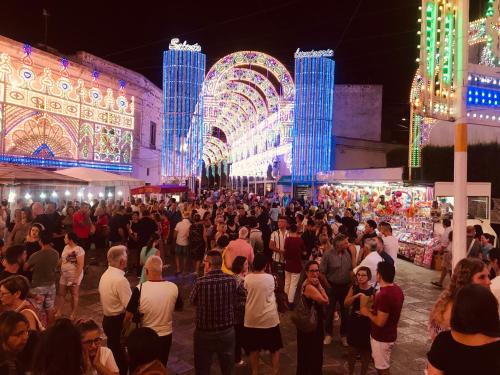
[320,233,353,346]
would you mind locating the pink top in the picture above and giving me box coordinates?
[225,238,254,272]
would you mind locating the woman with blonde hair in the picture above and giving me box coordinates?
[429,257,491,340]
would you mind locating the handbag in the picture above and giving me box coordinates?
[273,275,289,313]
[121,283,143,339]
[291,290,318,333]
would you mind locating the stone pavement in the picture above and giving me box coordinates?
[69,259,442,375]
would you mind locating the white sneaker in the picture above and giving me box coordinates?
[323,335,333,345]
[341,336,348,347]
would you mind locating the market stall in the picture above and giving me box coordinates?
[54,167,144,201]
[316,168,494,269]
[130,184,188,203]
[0,163,88,203]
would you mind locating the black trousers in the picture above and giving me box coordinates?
[158,334,172,366]
[102,314,128,375]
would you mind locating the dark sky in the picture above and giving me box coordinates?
[0,0,488,143]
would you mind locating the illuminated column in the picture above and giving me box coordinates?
[292,50,335,187]
[162,39,206,183]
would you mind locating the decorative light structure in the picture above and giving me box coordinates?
[292,49,335,183]
[409,0,500,169]
[0,42,135,172]
[162,38,206,184]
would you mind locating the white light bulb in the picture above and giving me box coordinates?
[77,191,83,198]
[98,192,104,198]
[51,191,58,198]
[24,193,31,200]
[65,190,71,197]
[117,191,123,196]
[40,192,47,199]
[107,192,113,198]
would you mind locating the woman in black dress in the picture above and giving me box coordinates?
[296,260,329,375]
[344,266,375,375]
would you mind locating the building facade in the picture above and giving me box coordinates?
[0,35,163,184]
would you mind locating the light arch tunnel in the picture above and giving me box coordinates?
[194,50,295,180]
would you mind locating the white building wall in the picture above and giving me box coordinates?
[333,85,383,142]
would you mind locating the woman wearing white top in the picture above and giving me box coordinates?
[55,232,85,320]
[76,319,119,375]
[243,254,283,375]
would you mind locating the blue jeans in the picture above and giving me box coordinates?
[194,327,235,375]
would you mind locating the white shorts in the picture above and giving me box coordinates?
[59,271,83,286]
[370,336,394,370]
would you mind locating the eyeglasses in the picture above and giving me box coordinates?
[82,337,102,346]
[307,269,320,273]
[356,274,368,278]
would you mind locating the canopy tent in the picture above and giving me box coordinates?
[0,164,86,185]
[54,167,144,187]
[130,184,188,195]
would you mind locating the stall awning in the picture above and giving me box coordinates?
[0,163,87,185]
[130,184,188,195]
[54,167,144,187]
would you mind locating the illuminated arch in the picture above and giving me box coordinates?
[202,50,295,174]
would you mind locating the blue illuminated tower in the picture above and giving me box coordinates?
[292,50,335,185]
[162,39,206,183]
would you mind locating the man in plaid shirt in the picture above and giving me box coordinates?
[190,250,238,375]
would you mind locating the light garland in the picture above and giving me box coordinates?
[0,43,135,172]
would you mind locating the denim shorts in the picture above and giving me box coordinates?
[31,284,56,310]
[175,244,190,256]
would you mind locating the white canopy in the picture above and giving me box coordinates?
[54,167,144,187]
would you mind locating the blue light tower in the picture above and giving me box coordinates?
[292,49,335,187]
[162,39,206,183]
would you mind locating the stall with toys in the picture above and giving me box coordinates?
[316,169,494,269]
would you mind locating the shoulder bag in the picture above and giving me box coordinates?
[291,286,317,332]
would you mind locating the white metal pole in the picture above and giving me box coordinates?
[452,0,469,270]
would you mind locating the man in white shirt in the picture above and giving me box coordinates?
[354,238,384,285]
[488,248,500,312]
[98,245,131,375]
[174,212,191,275]
[378,222,399,262]
[269,216,288,287]
[125,256,180,366]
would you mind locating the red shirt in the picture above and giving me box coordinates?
[371,284,404,342]
[73,211,91,239]
[284,236,305,273]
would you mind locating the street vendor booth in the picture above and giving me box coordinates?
[130,184,188,203]
[54,167,144,201]
[316,167,494,269]
[0,163,87,203]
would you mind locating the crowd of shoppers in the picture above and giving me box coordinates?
[0,189,498,374]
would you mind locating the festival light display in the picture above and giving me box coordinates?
[292,50,335,183]
[409,0,500,168]
[0,44,134,172]
[162,39,206,182]
[202,51,295,178]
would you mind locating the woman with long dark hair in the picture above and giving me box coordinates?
[427,284,500,374]
[295,260,329,375]
[32,318,83,375]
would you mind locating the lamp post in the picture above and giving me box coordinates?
[452,0,469,269]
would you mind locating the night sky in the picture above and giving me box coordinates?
[0,0,489,143]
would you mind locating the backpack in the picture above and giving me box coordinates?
[189,223,204,244]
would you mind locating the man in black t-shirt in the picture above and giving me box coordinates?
[109,206,129,245]
[136,211,158,249]
[341,208,359,242]
[33,202,65,252]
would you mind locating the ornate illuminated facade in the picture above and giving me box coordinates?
[0,37,136,172]
[292,51,335,183]
[202,51,295,185]
[409,0,500,169]
[162,40,206,183]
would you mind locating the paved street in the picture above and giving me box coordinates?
[71,259,442,375]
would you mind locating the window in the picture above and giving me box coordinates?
[149,121,156,149]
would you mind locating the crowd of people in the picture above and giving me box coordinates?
[0,189,498,374]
